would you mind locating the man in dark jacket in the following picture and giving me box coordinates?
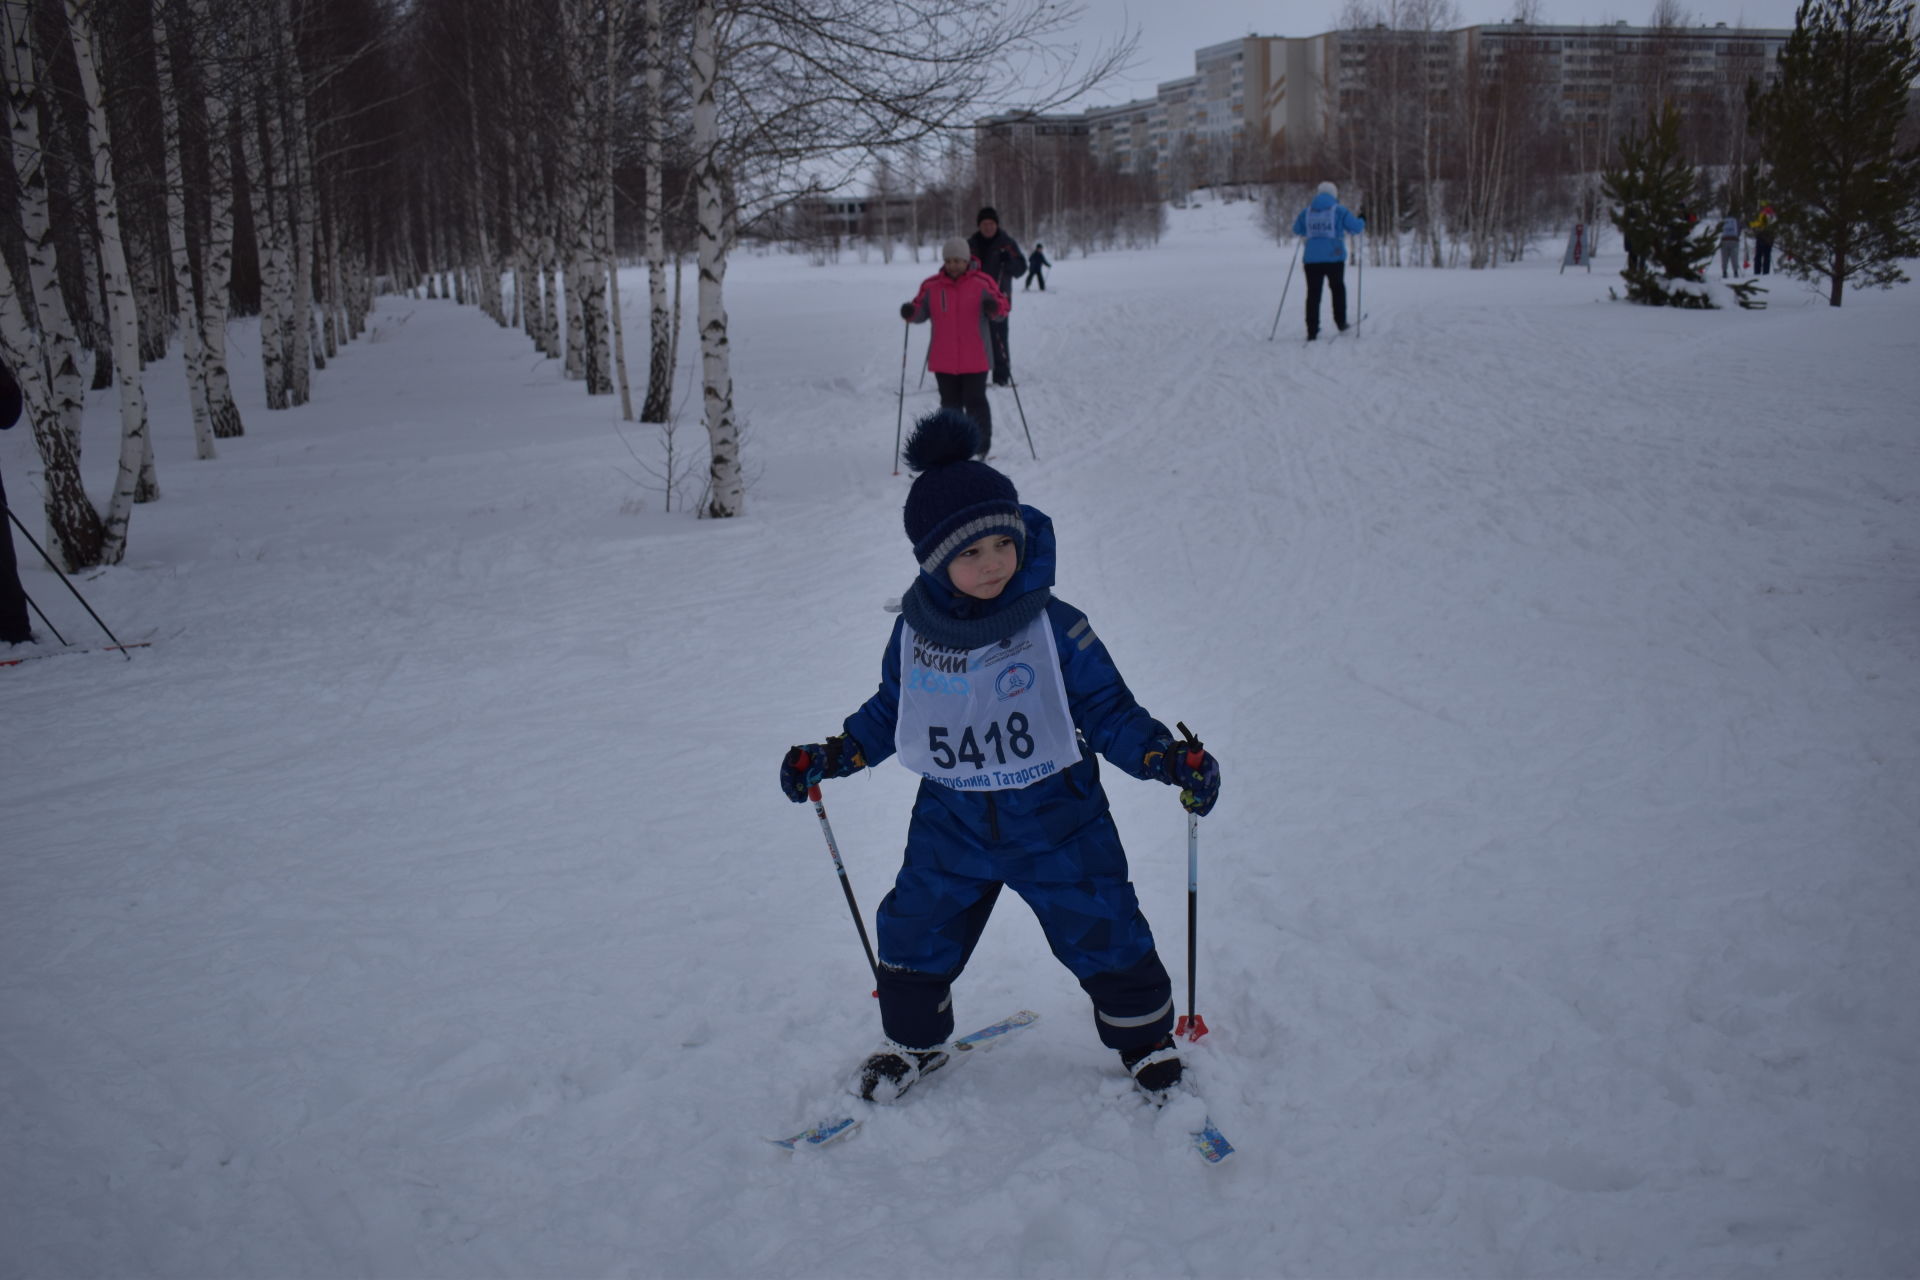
[967,207,1026,385]
[1,361,33,644]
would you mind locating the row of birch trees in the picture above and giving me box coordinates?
[1,0,1127,566]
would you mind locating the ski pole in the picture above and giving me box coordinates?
[1266,238,1302,341]
[1007,376,1037,461]
[917,336,929,391]
[892,322,911,475]
[1173,720,1210,1042]
[18,588,70,647]
[6,508,130,657]
[798,751,881,992]
[1354,234,1364,340]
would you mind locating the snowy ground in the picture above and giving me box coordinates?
[4,198,1918,1279]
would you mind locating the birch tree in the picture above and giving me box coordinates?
[4,0,87,462]
[639,0,676,423]
[195,0,245,438]
[154,0,217,460]
[67,0,154,552]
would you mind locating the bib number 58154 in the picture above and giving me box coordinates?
[928,712,1035,771]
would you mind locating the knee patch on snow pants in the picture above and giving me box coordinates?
[1079,948,1175,1051]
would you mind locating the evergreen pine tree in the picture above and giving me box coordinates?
[1603,102,1722,307]
[1749,0,1920,306]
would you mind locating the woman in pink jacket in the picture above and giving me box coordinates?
[900,237,1009,459]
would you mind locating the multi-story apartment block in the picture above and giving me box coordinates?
[979,20,1791,189]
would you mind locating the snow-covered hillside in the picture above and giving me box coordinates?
[4,198,1917,1278]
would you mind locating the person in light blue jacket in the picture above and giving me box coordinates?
[1291,182,1366,339]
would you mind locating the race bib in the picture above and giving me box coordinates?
[1305,207,1337,239]
[895,612,1081,791]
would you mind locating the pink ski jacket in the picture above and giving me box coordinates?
[904,266,1010,375]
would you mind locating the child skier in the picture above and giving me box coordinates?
[779,409,1222,1104]
[901,238,1007,459]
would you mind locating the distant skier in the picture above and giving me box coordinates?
[900,237,1008,458]
[1749,205,1776,276]
[779,409,1222,1106]
[0,360,31,645]
[1718,213,1742,278]
[1025,243,1051,291]
[967,208,1026,384]
[1292,182,1365,340]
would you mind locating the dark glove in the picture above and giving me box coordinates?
[980,292,998,315]
[779,733,866,803]
[899,302,915,321]
[1147,737,1221,817]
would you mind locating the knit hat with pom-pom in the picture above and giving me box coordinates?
[901,409,1024,579]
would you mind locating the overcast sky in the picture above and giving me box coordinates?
[1057,0,1805,101]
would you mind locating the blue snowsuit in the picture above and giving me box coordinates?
[841,507,1177,1052]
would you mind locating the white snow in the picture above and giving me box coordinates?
[4,199,1918,1278]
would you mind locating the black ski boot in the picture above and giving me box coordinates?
[855,1042,950,1103]
[1120,1036,1183,1101]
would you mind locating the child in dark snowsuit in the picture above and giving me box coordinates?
[1025,244,1050,291]
[780,410,1222,1104]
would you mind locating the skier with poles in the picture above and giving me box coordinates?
[779,408,1221,1105]
[900,238,1007,460]
[967,208,1026,385]
[1291,182,1366,340]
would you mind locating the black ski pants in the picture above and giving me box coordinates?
[1303,261,1348,337]
[986,318,1012,384]
[0,470,30,644]
[934,371,992,457]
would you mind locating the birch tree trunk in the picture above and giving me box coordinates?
[242,62,291,409]
[0,248,106,568]
[463,8,503,327]
[195,15,245,439]
[607,0,633,419]
[277,0,313,402]
[691,0,741,518]
[153,0,217,460]
[4,0,87,461]
[640,0,672,422]
[67,0,153,555]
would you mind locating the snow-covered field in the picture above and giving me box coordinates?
[4,199,1917,1279]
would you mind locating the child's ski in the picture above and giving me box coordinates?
[766,1009,1040,1153]
[766,1116,860,1151]
[1191,1118,1235,1163]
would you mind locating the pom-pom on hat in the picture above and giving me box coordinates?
[941,236,971,262]
[901,409,1025,580]
[1317,181,1338,198]
[976,206,999,226]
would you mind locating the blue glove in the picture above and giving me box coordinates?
[1148,738,1220,817]
[779,734,866,803]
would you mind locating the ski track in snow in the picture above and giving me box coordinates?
[4,198,1918,1278]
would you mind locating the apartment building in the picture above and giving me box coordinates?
[981,20,1791,188]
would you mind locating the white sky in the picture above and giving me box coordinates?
[1059,0,1805,100]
